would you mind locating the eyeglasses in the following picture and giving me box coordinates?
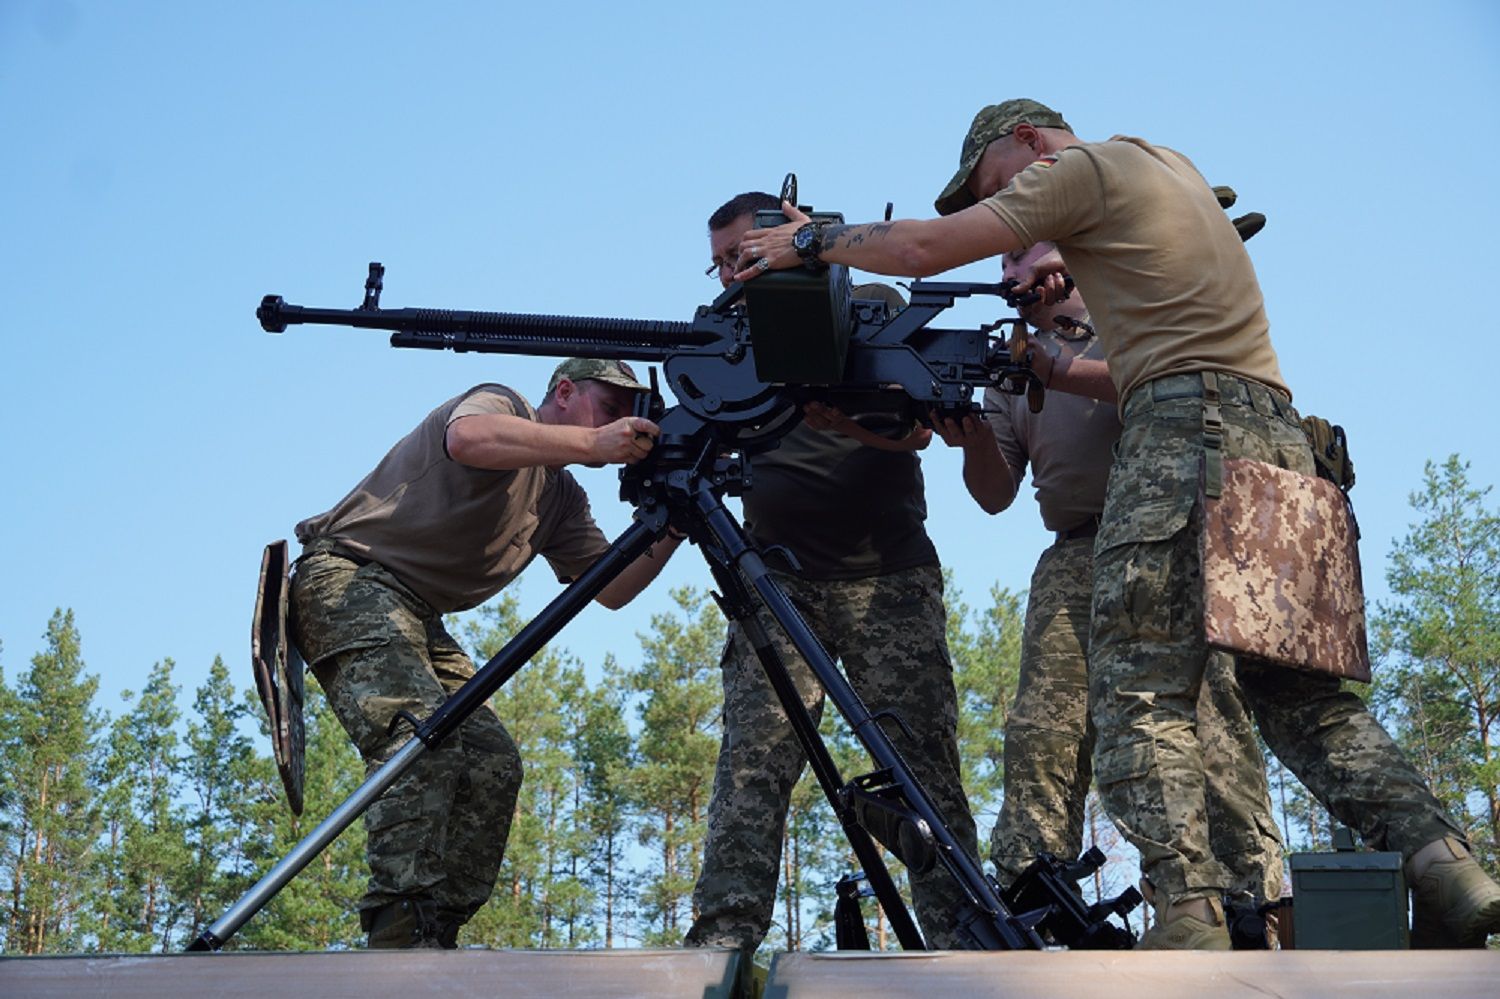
[705,239,748,279]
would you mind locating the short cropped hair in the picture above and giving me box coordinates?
[708,192,781,232]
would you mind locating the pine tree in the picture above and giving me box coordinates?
[949,581,1024,846]
[572,655,636,947]
[775,767,834,951]
[1,610,104,953]
[628,587,724,945]
[92,659,190,951]
[0,644,19,951]
[236,685,365,950]
[1373,455,1500,864]
[178,656,262,942]
[454,596,593,948]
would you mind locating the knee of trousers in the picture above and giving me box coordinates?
[1003,722,1092,789]
[455,708,523,798]
[1093,736,1227,894]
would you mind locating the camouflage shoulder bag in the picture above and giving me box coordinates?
[253,539,306,814]
[1200,458,1371,682]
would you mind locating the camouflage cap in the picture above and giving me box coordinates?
[933,99,1072,216]
[547,357,648,394]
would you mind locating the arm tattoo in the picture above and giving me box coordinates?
[823,222,895,253]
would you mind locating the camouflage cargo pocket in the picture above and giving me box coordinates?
[1092,491,1198,647]
[292,557,418,668]
[1095,736,1156,789]
[364,789,448,893]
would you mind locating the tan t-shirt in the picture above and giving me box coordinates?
[980,137,1288,407]
[295,384,609,613]
[983,323,1119,532]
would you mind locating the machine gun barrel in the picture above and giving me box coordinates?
[257,295,718,363]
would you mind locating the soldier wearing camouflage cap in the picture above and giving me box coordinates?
[933,241,1284,932]
[932,99,1073,217]
[290,357,681,948]
[546,356,651,395]
[737,99,1500,950]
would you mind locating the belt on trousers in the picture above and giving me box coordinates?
[296,536,373,567]
[1055,515,1101,543]
[1122,371,1292,421]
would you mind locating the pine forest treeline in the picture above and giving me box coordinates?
[2,454,1497,954]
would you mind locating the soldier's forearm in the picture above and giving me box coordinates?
[1049,355,1118,403]
[595,534,683,609]
[961,439,1018,515]
[818,209,1022,278]
[446,414,593,470]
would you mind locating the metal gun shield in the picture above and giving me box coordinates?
[252,539,306,814]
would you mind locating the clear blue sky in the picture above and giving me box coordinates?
[2,0,1497,718]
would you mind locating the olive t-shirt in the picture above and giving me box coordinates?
[980,137,1288,407]
[295,384,609,613]
[983,323,1120,531]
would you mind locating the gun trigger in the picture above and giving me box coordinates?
[762,544,803,573]
[387,709,422,739]
[868,708,915,742]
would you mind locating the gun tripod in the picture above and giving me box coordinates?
[191,401,1138,952]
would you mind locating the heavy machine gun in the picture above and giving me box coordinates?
[193,219,1138,952]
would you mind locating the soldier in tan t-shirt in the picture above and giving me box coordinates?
[934,241,1283,932]
[737,99,1500,951]
[291,358,682,948]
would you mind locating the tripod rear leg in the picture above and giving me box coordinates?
[698,554,927,950]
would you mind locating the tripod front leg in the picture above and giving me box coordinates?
[701,552,927,951]
[688,482,1042,951]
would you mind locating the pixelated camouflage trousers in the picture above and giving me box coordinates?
[992,535,1283,901]
[290,545,522,925]
[685,563,978,952]
[1090,374,1462,904]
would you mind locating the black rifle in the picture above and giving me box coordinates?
[191,260,1138,952]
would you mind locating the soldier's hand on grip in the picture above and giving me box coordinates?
[1013,256,1072,306]
[592,416,660,466]
[930,411,994,449]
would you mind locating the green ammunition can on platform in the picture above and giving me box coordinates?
[1288,828,1409,949]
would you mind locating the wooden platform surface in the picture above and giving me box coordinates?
[3,947,1498,999]
[766,949,1500,998]
[0,948,740,999]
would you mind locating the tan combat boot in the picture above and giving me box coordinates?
[1407,837,1500,948]
[1138,894,1232,950]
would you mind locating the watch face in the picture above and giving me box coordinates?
[793,227,814,251]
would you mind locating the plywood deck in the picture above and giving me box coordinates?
[766,949,1500,998]
[4,946,1498,999]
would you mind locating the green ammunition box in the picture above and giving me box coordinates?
[744,264,852,384]
[744,209,852,385]
[1288,828,1409,949]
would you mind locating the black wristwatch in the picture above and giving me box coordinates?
[791,222,826,264]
